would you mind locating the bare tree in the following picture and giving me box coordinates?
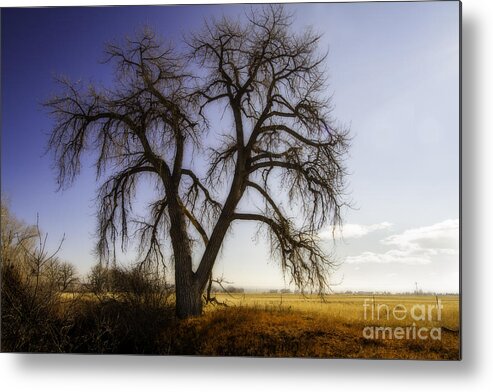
[1,197,38,268]
[45,6,349,318]
[57,262,79,292]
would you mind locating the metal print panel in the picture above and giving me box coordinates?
[0,1,461,359]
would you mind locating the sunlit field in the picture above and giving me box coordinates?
[173,293,461,359]
[7,278,460,358]
[207,293,460,329]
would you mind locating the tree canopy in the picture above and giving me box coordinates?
[46,5,349,317]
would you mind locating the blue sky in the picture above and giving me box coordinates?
[1,2,460,292]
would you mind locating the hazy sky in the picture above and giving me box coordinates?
[1,2,460,293]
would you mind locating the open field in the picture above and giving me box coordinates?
[167,293,460,359]
[8,288,461,358]
[207,293,460,328]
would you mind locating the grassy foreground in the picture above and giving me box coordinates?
[3,286,460,358]
[161,294,460,359]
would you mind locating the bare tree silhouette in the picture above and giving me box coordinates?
[45,6,349,318]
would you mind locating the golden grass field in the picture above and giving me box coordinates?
[169,293,461,359]
[208,293,460,328]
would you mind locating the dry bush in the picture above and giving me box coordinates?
[109,264,172,308]
[1,201,174,353]
[0,223,79,352]
[63,263,174,353]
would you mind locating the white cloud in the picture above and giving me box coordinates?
[345,219,459,265]
[319,222,393,240]
[382,219,459,252]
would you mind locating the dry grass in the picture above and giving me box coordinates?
[3,274,460,359]
[162,294,460,359]
[209,293,460,329]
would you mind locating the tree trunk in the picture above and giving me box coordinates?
[174,258,202,318]
[195,177,246,292]
[167,195,203,319]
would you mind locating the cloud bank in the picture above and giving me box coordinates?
[345,219,459,265]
